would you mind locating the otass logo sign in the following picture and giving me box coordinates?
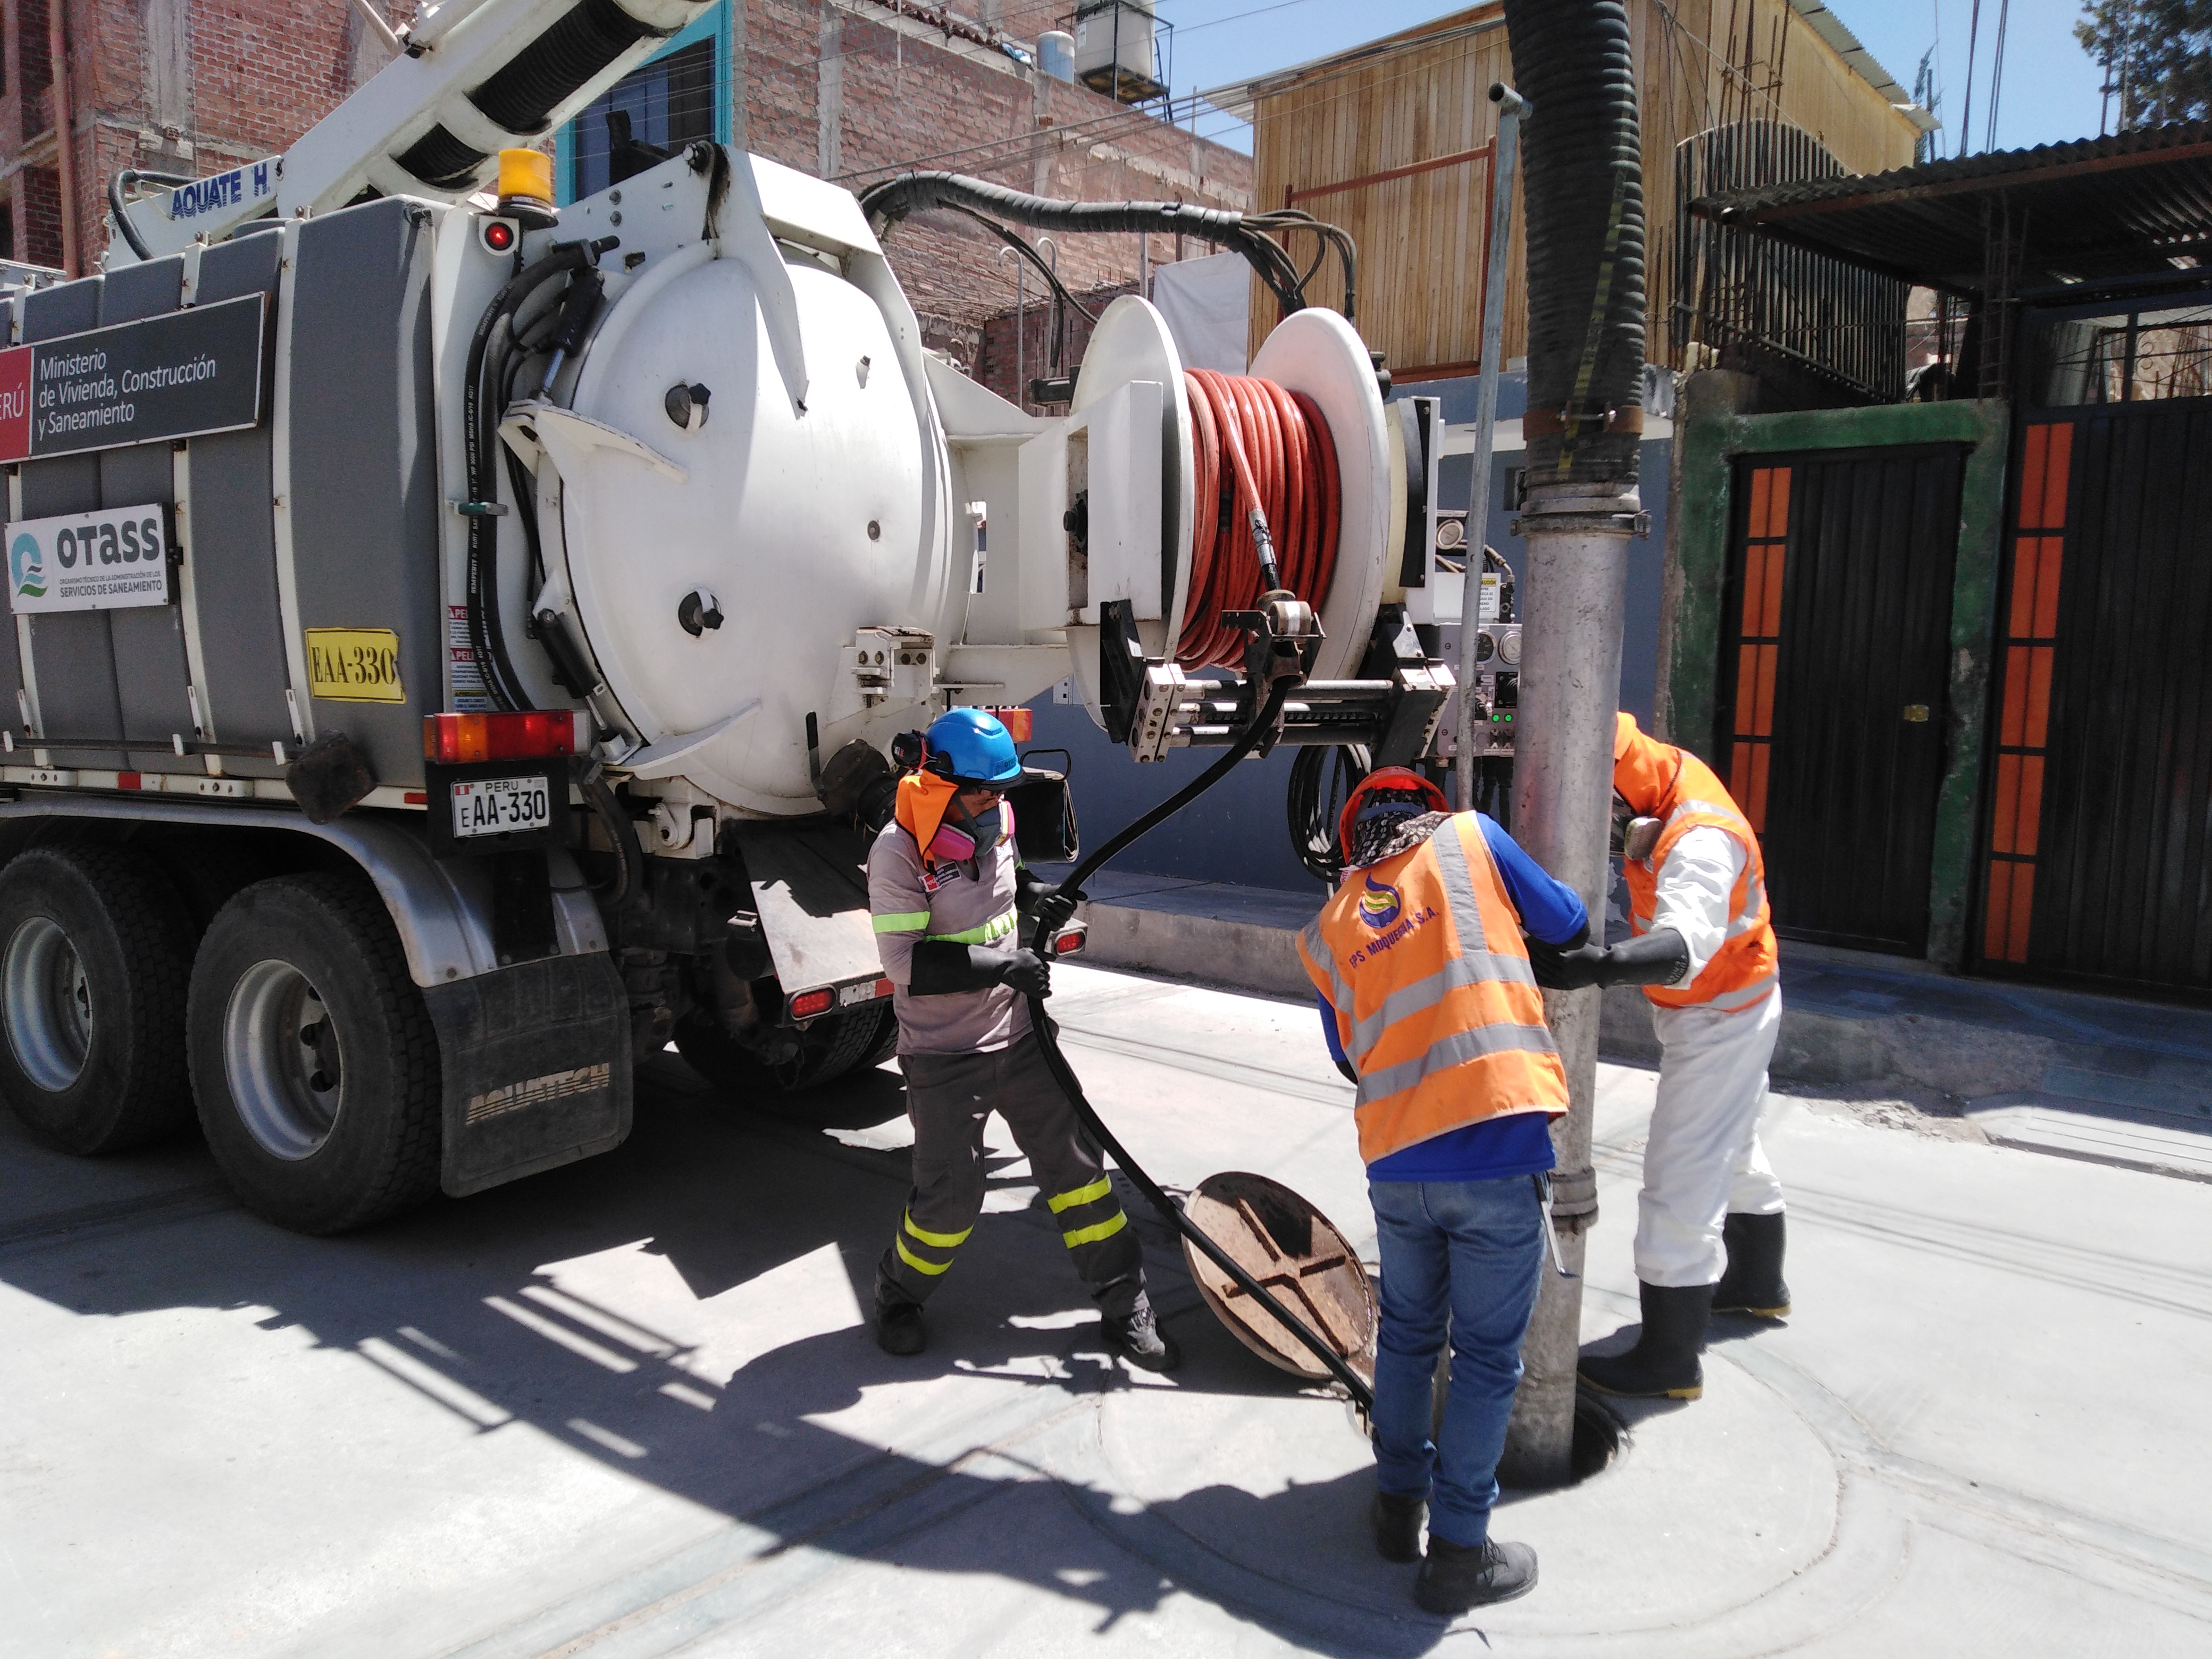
[5,504,172,613]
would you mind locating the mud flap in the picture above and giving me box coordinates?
[426,952,633,1197]
[726,821,882,995]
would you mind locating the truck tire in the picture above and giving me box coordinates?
[188,873,441,1234]
[674,1002,896,1100]
[0,845,195,1153]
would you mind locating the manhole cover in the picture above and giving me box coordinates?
[1182,1170,1376,1383]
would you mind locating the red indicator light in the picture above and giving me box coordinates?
[988,706,1034,743]
[789,987,835,1020]
[423,710,588,764]
[1053,929,1085,955]
[482,219,516,253]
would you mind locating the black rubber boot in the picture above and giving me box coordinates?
[1101,1292,1181,1372]
[1577,1281,1713,1401]
[875,1288,926,1356]
[1711,1212,1791,1318]
[1371,1490,1426,1563]
[1414,1537,1538,1613]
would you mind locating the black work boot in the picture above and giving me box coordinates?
[1712,1212,1791,1318]
[1577,1281,1713,1401]
[1414,1537,1538,1613]
[1371,1490,1426,1563]
[875,1287,925,1356]
[1101,1292,1181,1372]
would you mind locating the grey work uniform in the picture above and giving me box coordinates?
[867,814,1142,1316]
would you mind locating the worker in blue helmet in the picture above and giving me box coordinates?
[865,707,1178,1370]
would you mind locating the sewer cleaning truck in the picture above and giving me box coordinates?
[0,0,1481,1233]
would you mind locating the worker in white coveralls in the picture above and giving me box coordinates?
[1542,713,1791,1401]
[865,708,1177,1371]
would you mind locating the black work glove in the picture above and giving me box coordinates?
[1529,927,1690,991]
[909,940,1051,998]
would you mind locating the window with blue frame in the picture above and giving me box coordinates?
[558,3,731,206]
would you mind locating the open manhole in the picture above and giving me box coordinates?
[1182,1170,1376,1385]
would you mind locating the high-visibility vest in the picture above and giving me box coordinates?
[1615,728,1778,1012]
[1298,814,1568,1166]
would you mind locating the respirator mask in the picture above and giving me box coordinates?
[928,793,1006,863]
[1610,792,1664,862]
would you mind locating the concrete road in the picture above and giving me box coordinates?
[3,963,2209,1657]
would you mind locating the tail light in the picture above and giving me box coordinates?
[1053,928,1085,955]
[788,987,835,1019]
[424,710,589,764]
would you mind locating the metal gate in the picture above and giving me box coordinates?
[1980,406,2212,994]
[1720,446,1964,954]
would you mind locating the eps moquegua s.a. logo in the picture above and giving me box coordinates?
[1358,874,1402,931]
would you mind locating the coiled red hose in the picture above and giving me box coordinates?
[1179,369,1341,669]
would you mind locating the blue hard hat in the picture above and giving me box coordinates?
[925,707,1023,786]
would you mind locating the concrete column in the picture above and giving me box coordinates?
[1497,481,1637,1489]
[816,5,842,180]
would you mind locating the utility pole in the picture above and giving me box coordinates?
[1495,0,1649,1489]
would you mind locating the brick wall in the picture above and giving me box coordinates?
[0,0,1252,395]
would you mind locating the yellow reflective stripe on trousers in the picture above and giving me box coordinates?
[894,1237,953,1276]
[1047,1176,1113,1213]
[1062,1210,1128,1249]
[924,907,1019,945]
[874,910,934,933]
[904,1211,972,1249]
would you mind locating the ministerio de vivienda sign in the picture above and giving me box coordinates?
[0,292,264,463]
[0,292,264,614]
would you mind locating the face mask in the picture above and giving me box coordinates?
[929,800,1003,862]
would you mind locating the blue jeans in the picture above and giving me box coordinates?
[1368,1176,1546,1547]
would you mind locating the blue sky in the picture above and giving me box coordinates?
[1159,0,2109,157]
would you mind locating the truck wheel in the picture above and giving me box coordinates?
[188,873,441,1234]
[674,1002,895,1099]
[0,845,195,1153]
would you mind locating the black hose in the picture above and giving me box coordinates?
[859,171,1352,325]
[1287,743,1370,885]
[462,239,607,711]
[1503,2,1647,486]
[1020,684,1377,1411]
[107,169,195,263]
[582,774,641,907]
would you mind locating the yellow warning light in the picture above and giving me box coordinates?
[497,148,554,207]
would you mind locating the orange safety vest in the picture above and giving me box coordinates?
[1297,814,1568,1166]
[1614,715,1778,1012]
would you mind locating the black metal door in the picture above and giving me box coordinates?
[1981,406,2212,994]
[1720,446,1964,954]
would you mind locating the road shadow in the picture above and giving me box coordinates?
[0,1054,1468,1658]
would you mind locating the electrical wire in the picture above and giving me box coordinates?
[1179,369,1340,668]
[1287,743,1370,883]
[1021,680,1376,1411]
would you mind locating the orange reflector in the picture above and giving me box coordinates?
[989,706,1034,743]
[789,988,835,1019]
[423,710,588,764]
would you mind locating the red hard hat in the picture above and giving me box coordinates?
[1336,766,1449,864]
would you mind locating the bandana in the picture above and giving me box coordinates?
[1345,799,1453,871]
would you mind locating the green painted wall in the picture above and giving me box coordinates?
[1663,389,2012,971]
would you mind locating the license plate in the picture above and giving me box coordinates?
[450,775,551,838]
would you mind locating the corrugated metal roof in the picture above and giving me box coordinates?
[1694,122,2212,293]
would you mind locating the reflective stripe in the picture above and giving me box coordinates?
[1303,917,1355,1011]
[874,910,934,934]
[1428,818,1489,950]
[904,1211,972,1249]
[1348,949,1539,1055]
[1048,1177,1113,1213]
[1699,972,1777,1012]
[924,907,1018,945]
[1356,1021,1560,1107]
[894,1237,953,1276]
[1062,1211,1129,1249]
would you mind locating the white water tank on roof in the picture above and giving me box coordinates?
[1074,1,1161,100]
[1038,30,1076,84]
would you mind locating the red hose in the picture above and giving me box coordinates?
[1179,369,1340,669]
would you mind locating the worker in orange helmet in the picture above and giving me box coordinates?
[1297,765,1679,1614]
[1547,713,1790,1404]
